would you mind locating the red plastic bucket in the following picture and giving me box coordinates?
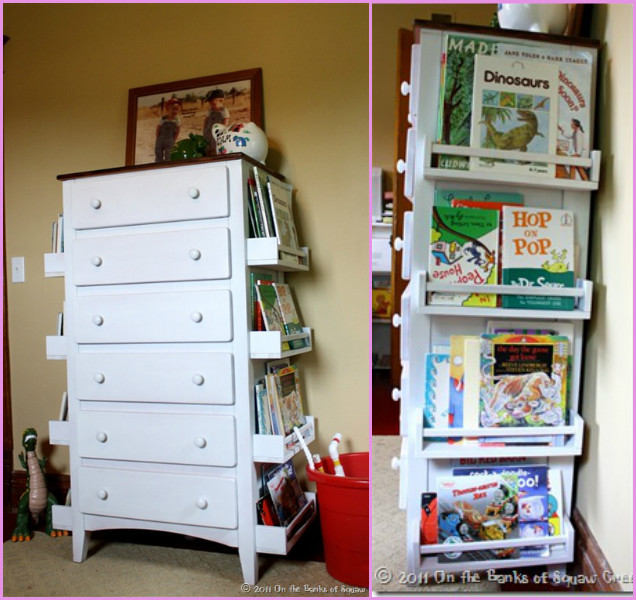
[306,452,369,588]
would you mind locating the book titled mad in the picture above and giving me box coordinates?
[437,473,519,563]
[429,207,498,307]
[502,206,575,310]
[480,333,569,428]
[470,54,559,177]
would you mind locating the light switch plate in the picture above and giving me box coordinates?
[11,257,25,283]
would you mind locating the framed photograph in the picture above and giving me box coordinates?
[125,68,263,165]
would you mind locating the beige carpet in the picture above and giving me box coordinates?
[3,531,366,597]
[371,435,500,595]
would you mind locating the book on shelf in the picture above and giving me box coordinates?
[437,472,520,562]
[453,464,550,558]
[256,493,280,526]
[448,335,480,428]
[272,283,305,342]
[496,41,595,181]
[547,468,563,537]
[502,206,576,310]
[265,460,308,527]
[437,33,596,181]
[480,333,569,428]
[421,492,438,545]
[255,282,286,333]
[434,189,524,207]
[252,166,276,238]
[470,53,559,177]
[250,270,277,330]
[272,365,306,436]
[266,177,300,251]
[424,353,451,429]
[247,177,267,238]
[428,206,499,307]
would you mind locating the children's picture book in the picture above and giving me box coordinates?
[250,271,277,330]
[424,353,451,429]
[497,42,595,181]
[273,283,303,335]
[453,464,550,558]
[547,468,563,537]
[480,333,569,428]
[421,492,438,545]
[429,207,499,307]
[267,178,300,250]
[437,472,519,562]
[274,365,306,436]
[255,282,285,332]
[434,189,524,207]
[255,382,272,435]
[470,53,559,177]
[437,34,500,170]
[265,460,308,527]
[253,167,276,238]
[256,493,280,526]
[449,335,480,428]
[501,206,576,310]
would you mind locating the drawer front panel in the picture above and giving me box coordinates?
[75,352,234,405]
[70,166,229,229]
[77,412,237,467]
[78,467,237,529]
[73,290,233,343]
[73,228,231,286]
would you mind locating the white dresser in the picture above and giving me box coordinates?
[45,155,316,584]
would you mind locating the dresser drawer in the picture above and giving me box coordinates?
[73,290,233,343]
[78,466,237,529]
[77,411,236,466]
[75,352,234,405]
[72,227,231,286]
[70,166,229,229]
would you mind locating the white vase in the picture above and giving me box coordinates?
[212,122,268,163]
[497,3,569,35]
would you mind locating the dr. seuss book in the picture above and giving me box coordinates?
[470,53,559,177]
[437,473,519,562]
[497,42,595,181]
[437,34,500,170]
[501,206,576,310]
[429,207,499,307]
[480,333,569,428]
[453,464,550,558]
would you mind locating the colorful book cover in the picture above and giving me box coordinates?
[449,335,480,428]
[255,282,285,332]
[265,460,308,527]
[274,365,306,435]
[470,53,559,177]
[437,473,519,562]
[480,333,569,428]
[434,189,524,207]
[273,283,303,335]
[267,178,300,249]
[497,42,595,181]
[501,206,576,310]
[424,353,450,429]
[253,167,275,238]
[437,34,500,170]
[547,468,563,537]
[429,207,499,307]
[453,464,549,558]
[250,271,276,330]
[421,493,438,545]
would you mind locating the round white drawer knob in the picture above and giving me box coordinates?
[392,388,401,402]
[192,374,205,386]
[391,457,401,470]
[94,372,106,384]
[96,431,108,443]
[90,198,102,209]
[97,489,109,500]
[400,81,410,96]
[91,256,103,267]
[394,237,404,252]
[194,437,207,449]
[396,159,406,174]
[392,314,402,328]
[195,497,208,510]
[189,249,202,261]
[190,311,203,323]
[92,315,104,326]
[188,187,201,199]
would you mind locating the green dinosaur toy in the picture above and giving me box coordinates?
[170,133,209,161]
[481,109,543,152]
[11,428,68,542]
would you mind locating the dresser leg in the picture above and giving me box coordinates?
[72,527,91,562]
[239,547,259,585]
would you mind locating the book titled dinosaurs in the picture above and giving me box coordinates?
[470,54,559,177]
[428,206,499,307]
[501,206,575,310]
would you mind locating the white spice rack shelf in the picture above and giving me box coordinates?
[250,328,312,359]
[44,252,65,277]
[247,238,309,271]
[253,416,315,463]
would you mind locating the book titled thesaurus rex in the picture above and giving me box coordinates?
[470,54,560,177]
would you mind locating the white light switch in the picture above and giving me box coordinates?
[11,257,25,283]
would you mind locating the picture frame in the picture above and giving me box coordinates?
[125,68,263,166]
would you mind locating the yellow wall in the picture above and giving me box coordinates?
[3,3,369,474]
[580,4,634,591]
